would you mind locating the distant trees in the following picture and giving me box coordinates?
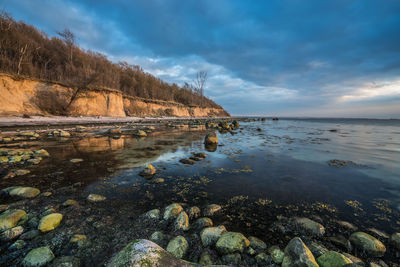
[0,11,222,109]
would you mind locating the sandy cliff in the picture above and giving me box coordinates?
[0,74,229,117]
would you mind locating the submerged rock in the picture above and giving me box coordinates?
[87,194,106,202]
[248,236,267,250]
[317,251,352,267]
[255,253,270,265]
[63,199,79,206]
[1,226,24,240]
[179,158,195,165]
[199,252,213,265]
[163,203,183,220]
[139,164,156,178]
[187,206,200,219]
[216,232,250,254]
[144,209,161,220]
[35,149,50,157]
[38,213,63,232]
[50,256,80,267]
[268,245,285,264]
[349,232,386,257]
[107,239,193,266]
[23,246,55,267]
[0,209,26,230]
[390,232,400,250]
[203,204,222,216]
[166,236,189,259]
[70,158,83,163]
[5,186,40,198]
[175,211,189,231]
[150,231,166,245]
[295,217,325,236]
[193,217,213,229]
[282,237,318,267]
[201,225,227,246]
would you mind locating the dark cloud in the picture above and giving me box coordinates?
[2,0,400,117]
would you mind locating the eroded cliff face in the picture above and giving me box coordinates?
[0,74,229,117]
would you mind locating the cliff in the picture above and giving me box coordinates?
[0,74,229,118]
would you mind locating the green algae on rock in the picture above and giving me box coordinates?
[22,246,55,267]
[216,232,250,254]
[0,209,26,230]
[349,232,386,257]
[282,237,318,267]
[317,251,352,267]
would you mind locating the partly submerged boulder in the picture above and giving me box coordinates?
[349,232,386,257]
[282,237,318,267]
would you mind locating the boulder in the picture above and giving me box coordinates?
[139,164,156,178]
[204,132,218,145]
[0,209,26,230]
[166,236,189,259]
[22,246,55,267]
[1,226,24,240]
[187,206,200,219]
[163,203,183,220]
[150,231,166,245]
[349,232,386,257]
[255,253,270,265]
[174,211,189,231]
[295,217,325,236]
[193,217,213,229]
[317,251,352,267]
[268,245,285,264]
[201,225,227,246]
[63,199,79,206]
[50,256,80,267]
[216,232,250,254]
[144,209,161,220]
[38,213,63,232]
[282,237,318,267]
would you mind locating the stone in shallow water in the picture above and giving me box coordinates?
[317,251,352,267]
[216,232,250,254]
[70,234,88,247]
[201,225,227,246]
[8,239,26,250]
[23,246,55,267]
[7,186,40,198]
[203,204,222,216]
[349,232,386,257]
[187,206,200,219]
[255,253,270,265]
[0,209,26,231]
[1,225,24,240]
[174,211,189,231]
[144,209,161,220]
[268,245,285,264]
[50,256,80,267]
[294,217,325,236]
[150,231,166,245]
[139,164,156,177]
[282,237,318,267]
[390,232,400,250]
[87,194,106,202]
[194,217,213,229]
[70,158,83,163]
[63,199,79,206]
[163,203,183,220]
[38,213,63,232]
[179,158,195,165]
[166,235,189,259]
[248,236,267,250]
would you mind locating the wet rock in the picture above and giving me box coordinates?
[255,253,271,265]
[193,217,213,229]
[1,226,24,240]
[222,253,241,265]
[50,256,80,267]
[59,130,71,137]
[248,236,267,249]
[187,206,200,219]
[163,203,183,220]
[308,241,329,258]
[349,232,386,257]
[247,247,256,255]
[150,231,166,245]
[139,164,156,178]
[63,199,79,206]
[166,235,189,259]
[199,251,213,265]
[8,239,26,250]
[108,128,122,135]
[201,225,227,246]
[23,246,55,267]
[179,158,195,165]
[144,209,161,220]
[390,232,400,250]
[35,149,50,157]
[38,213,63,232]
[194,152,206,158]
[14,169,31,176]
[41,192,52,197]
[204,132,218,145]
[328,235,352,252]
[70,234,87,247]
[295,217,325,236]
[342,253,364,265]
[6,186,40,198]
[0,209,26,230]
[175,211,189,231]
[87,194,106,202]
[203,204,222,216]
[268,245,285,264]
[21,229,40,240]
[317,251,352,267]
[216,232,250,254]
[282,237,318,267]
[367,228,389,239]
[337,221,358,231]
[70,158,83,163]
[152,178,165,184]
[136,130,147,137]
[107,239,193,266]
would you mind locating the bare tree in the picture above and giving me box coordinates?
[57,28,75,64]
[193,71,207,106]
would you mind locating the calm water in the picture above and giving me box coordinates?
[1,118,399,264]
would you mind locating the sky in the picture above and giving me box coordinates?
[1,0,400,118]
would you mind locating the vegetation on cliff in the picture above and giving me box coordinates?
[0,11,223,109]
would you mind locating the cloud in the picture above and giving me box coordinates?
[2,0,400,117]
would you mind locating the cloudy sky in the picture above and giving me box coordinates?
[2,0,400,118]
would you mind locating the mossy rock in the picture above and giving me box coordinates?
[349,232,386,257]
[163,203,183,220]
[166,236,188,259]
[317,251,352,267]
[22,246,55,267]
[282,237,318,267]
[216,232,250,254]
[8,187,40,198]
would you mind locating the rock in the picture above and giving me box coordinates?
[342,253,364,265]
[187,206,200,219]
[199,252,213,265]
[282,237,318,267]
[144,209,161,220]
[216,232,250,254]
[23,246,55,267]
[308,241,329,258]
[108,128,122,135]
[247,247,256,255]
[337,221,358,231]
[50,256,80,267]
[349,232,386,257]
[0,156,8,163]
[367,228,389,239]
[59,130,71,137]
[328,235,352,252]
[9,239,26,250]
[21,229,40,240]
[70,234,87,247]
[1,226,24,240]
[179,158,195,165]
[317,251,352,267]
[38,213,63,232]
[7,186,40,198]
[166,236,189,259]
[175,211,189,231]
[70,158,83,163]
[42,192,52,197]
[222,253,241,265]
[35,149,50,157]
[139,164,156,177]
[390,232,400,250]
[63,199,79,206]
[193,217,213,229]
[295,217,325,236]
[150,231,166,245]
[163,203,183,220]
[201,225,227,246]
[152,178,165,184]
[204,132,218,145]
[248,236,267,249]
[27,158,42,165]
[268,245,285,264]
[107,239,193,266]
[203,204,222,216]
[255,253,271,265]
[15,169,31,176]
[136,130,147,137]
[194,152,206,158]
[87,194,106,202]
[0,209,26,230]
